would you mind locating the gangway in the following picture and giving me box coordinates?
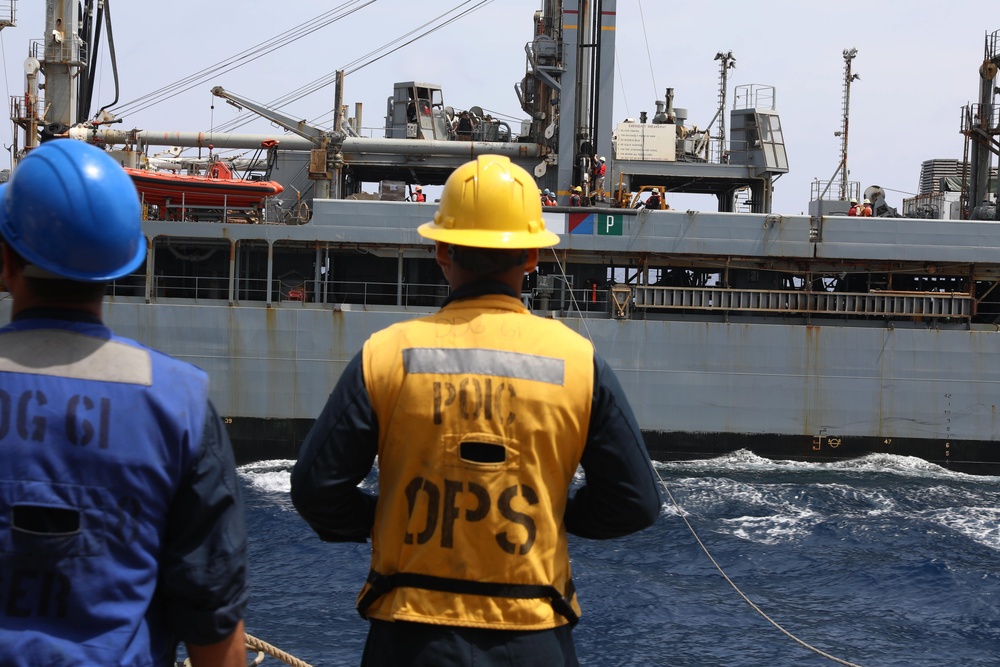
[627,286,973,320]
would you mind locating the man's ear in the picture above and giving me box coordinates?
[435,241,451,269]
[524,248,539,274]
[0,242,17,284]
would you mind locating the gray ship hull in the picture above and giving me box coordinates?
[11,294,987,472]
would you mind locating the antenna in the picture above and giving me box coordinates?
[837,48,860,201]
[713,51,736,160]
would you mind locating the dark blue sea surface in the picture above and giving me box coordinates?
[238,452,1000,666]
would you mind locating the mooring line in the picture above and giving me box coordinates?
[544,243,864,666]
[653,466,866,667]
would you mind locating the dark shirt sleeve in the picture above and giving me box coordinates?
[564,354,661,539]
[291,351,379,542]
[161,400,249,646]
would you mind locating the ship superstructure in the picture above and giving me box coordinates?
[4,1,1000,472]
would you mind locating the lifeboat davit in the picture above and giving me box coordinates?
[126,159,284,211]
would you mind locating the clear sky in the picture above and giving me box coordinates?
[1,0,996,214]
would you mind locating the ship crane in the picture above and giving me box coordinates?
[211,81,347,199]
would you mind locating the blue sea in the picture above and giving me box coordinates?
[236,452,1000,666]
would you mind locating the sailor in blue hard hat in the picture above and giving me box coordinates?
[0,139,249,665]
[0,139,147,283]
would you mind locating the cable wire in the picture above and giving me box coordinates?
[636,0,658,101]
[108,1,374,120]
[544,238,864,667]
[343,0,494,75]
[207,1,496,137]
[653,465,866,667]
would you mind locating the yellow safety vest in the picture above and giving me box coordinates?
[358,293,594,630]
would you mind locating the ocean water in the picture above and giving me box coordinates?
[237,452,1000,666]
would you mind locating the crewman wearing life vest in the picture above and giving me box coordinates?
[848,198,860,216]
[569,185,583,206]
[0,140,248,666]
[291,154,660,666]
[541,188,556,206]
[413,185,426,202]
[644,188,663,210]
[861,198,874,217]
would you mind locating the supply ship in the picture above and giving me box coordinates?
[3,1,1000,472]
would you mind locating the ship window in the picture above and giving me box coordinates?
[152,237,231,300]
[769,115,784,143]
[758,115,772,142]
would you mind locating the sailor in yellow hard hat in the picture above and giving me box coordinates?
[292,154,659,666]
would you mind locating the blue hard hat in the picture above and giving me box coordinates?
[0,140,145,282]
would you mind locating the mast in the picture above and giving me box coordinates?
[963,30,1000,219]
[42,0,86,131]
[516,1,616,199]
[555,0,617,199]
[837,48,859,201]
[713,51,736,161]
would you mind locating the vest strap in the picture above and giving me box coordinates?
[357,570,579,626]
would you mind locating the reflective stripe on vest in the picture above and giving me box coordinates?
[360,294,594,629]
[0,329,153,384]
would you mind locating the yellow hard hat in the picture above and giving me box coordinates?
[573,186,582,192]
[418,154,560,249]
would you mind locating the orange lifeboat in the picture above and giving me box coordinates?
[126,159,284,214]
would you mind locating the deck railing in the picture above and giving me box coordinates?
[100,274,997,324]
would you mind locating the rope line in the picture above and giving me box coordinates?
[110,1,374,120]
[543,208,864,666]
[209,0,496,137]
[244,633,314,667]
[653,466,865,667]
[636,0,658,102]
[238,251,859,667]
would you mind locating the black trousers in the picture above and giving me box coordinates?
[361,619,579,667]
